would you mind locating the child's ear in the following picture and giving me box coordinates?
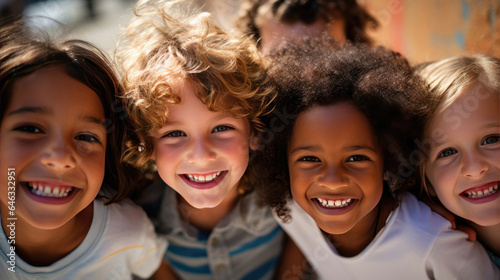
[249,133,260,151]
[382,172,393,182]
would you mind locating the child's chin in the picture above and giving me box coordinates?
[316,222,353,236]
[468,213,500,227]
[23,213,75,230]
[186,196,225,209]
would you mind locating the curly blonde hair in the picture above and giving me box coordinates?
[116,0,276,167]
[415,55,500,197]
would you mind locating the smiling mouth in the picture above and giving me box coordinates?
[26,182,75,198]
[316,198,354,208]
[461,183,499,199]
[184,171,223,183]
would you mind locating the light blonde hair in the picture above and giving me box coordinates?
[116,0,276,167]
[415,55,500,196]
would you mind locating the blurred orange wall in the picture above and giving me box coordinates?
[363,0,499,64]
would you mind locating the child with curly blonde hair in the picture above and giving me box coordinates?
[116,0,285,278]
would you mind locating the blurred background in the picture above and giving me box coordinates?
[1,0,498,64]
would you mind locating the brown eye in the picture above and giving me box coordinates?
[298,156,320,162]
[346,155,369,162]
[75,134,101,144]
[14,125,43,133]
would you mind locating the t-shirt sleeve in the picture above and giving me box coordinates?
[108,199,169,279]
[426,229,500,279]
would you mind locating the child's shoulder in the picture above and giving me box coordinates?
[227,192,278,233]
[386,193,494,263]
[391,193,455,236]
[95,197,163,247]
[397,193,500,278]
[96,198,168,278]
[98,198,153,230]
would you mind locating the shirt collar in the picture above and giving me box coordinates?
[159,185,275,239]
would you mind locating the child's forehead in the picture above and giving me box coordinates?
[167,77,232,108]
[167,77,202,103]
[164,86,236,118]
[435,82,497,115]
[167,74,206,96]
[298,103,371,129]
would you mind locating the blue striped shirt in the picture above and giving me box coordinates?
[156,187,285,280]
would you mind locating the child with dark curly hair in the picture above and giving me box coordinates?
[235,0,378,53]
[253,38,500,279]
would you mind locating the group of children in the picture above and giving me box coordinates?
[254,37,499,279]
[0,0,499,279]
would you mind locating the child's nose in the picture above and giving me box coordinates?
[40,136,77,170]
[318,165,348,188]
[461,151,488,179]
[186,138,216,164]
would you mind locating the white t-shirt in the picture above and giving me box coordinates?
[277,193,500,279]
[0,198,167,280]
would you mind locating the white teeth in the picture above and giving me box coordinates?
[194,175,205,182]
[27,182,73,198]
[317,198,353,208]
[464,184,499,199]
[186,172,222,183]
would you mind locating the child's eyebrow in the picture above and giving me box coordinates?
[289,145,378,154]
[430,140,444,148]
[7,106,51,116]
[80,116,107,127]
[289,145,320,154]
[7,106,106,127]
[164,113,237,126]
[163,120,181,126]
[344,145,378,153]
[485,122,500,128]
